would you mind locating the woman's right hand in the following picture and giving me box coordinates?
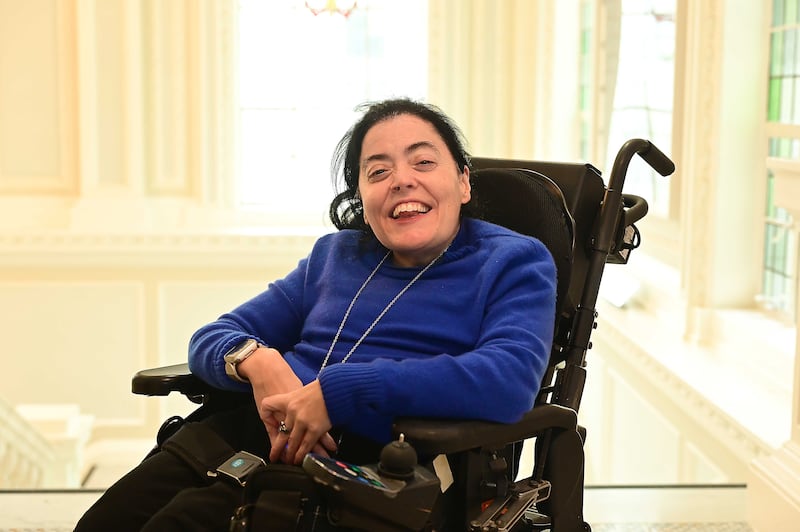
[238,347,337,462]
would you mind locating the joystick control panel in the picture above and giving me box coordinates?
[302,434,440,531]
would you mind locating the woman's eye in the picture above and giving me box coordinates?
[368,168,389,180]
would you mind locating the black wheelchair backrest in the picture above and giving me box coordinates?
[471,160,606,369]
[469,167,574,320]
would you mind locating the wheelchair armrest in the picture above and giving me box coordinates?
[393,404,578,455]
[132,365,579,456]
[132,362,211,401]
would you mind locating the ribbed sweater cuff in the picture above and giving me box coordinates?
[318,363,384,427]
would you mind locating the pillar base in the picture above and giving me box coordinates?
[748,441,800,530]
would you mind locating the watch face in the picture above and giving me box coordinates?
[225,339,260,383]
[225,339,257,362]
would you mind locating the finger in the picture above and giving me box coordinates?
[284,429,302,464]
[311,442,330,458]
[319,432,338,453]
[260,394,288,418]
[263,415,283,454]
[290,433,317,465]
[282,423,308,465]
[259,395,287,426]
[258,407,279,429]
[263,415,279,431]
[269,432,290,463]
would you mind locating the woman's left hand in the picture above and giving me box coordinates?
[261,380,335,465]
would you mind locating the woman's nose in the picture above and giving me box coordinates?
[391,165,417,190]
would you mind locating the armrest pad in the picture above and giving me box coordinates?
[393,404,578,455]
[132,362,210,399]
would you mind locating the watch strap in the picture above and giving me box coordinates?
[224,338,263,383]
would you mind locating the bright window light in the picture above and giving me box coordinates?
[237,0,428,221]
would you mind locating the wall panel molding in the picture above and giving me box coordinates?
[0,232,319,268]
[587,300,774,485]
[0,0,78,193]
[0,0,236,225]
[141,0,236,199]
[0,231,317,464]
[428,0,580,161]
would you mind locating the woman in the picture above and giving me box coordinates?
[76,98,557,531]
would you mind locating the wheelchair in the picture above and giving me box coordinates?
[132,139,674,531]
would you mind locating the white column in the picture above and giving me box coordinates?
[677,0,768,345]
[749,162,800,530]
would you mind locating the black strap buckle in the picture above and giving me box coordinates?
[216,450,266,486]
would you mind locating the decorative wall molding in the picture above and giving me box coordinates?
[2,0,236,205]
[0,0,78,193]
[428,0,580,161]
[0,231,321,268]
[593,300,776,471]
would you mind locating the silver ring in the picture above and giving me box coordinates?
[278,420,289,434]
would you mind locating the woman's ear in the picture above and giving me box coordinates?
[356,190,369,225]
[460,166,472,204]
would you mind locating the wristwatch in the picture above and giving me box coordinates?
[223,338,263,383]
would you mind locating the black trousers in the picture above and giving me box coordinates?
[75,400,383,532]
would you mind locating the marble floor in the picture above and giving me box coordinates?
[0,484,751,531]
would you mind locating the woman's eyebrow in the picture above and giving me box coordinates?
[405,141,439,156]
[361,152,391,169]
[360,141,440,170]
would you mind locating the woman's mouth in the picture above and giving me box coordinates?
[392,202,430,219]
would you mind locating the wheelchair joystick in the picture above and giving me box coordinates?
[377,433,417,480]
[302,433,441,531]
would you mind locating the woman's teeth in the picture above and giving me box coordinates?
[392,202,430,218]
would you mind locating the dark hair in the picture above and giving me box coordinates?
[328,98,477,231]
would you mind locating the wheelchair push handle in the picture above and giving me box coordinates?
[636,139,675,177]
[608,138,675,193]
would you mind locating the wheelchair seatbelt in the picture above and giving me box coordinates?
[161,420,243,481]
[160,421,328,531]
[234,465,330,532]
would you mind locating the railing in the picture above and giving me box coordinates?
[0,399,55,488]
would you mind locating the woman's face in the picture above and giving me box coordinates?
[358,114,471,267]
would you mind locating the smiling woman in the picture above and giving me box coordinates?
[356,115,471,267]
[75,98,558,531]
[2,0,798,528]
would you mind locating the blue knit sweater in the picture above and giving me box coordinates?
[188,218,557,443]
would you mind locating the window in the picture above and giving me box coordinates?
[237,0,428,223]
[765,0,799,318]
[578,0,594,161]
[604,0,675,218]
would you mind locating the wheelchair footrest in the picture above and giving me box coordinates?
[470,478,551,532]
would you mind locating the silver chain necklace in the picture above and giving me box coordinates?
[317,246,448,375]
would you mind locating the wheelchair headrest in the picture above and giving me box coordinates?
[470,167,575,321]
